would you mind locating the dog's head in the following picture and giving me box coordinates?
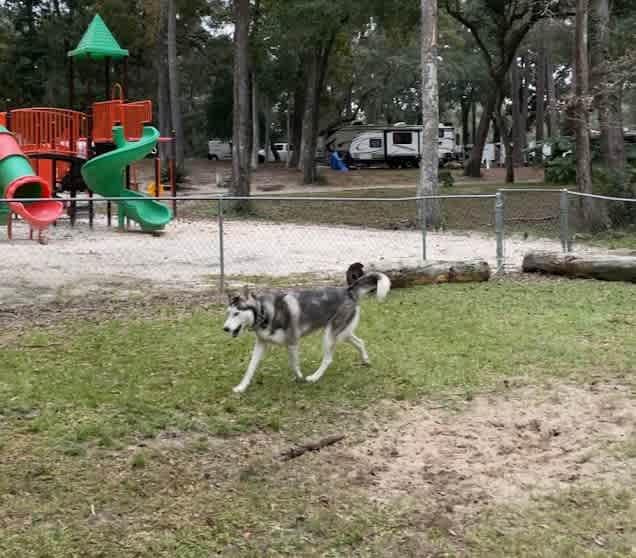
[223,288,256,338]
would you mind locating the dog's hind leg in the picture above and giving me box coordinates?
[347,334,370,366]
[287,344,304,381]
[305,327,336,384]
[233,340,266,394]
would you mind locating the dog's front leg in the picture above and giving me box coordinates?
[233,340,266,394]
[287,344,304,381]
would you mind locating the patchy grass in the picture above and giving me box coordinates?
[463,487,636,557]
[0,280,634,556]
[180,185,568,238]
[178,184,636,248]
[574,229,636,251]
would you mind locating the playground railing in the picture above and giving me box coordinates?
[9,108,88,156]
[121,101,153,141]
[92,100,123,143]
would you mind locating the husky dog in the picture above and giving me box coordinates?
[223,272,391,393]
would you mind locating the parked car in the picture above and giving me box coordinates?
[258,142,293,163]
[208,139,232,160]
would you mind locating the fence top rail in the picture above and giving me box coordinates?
[500,188,563,193]
[0,193,498,204]
[566,190,636,203]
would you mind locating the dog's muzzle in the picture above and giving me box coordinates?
[224,325,241,338]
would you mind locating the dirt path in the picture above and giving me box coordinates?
[341,381,635,516]
[0,214,584,307]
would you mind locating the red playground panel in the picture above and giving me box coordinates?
[9,108,88,157]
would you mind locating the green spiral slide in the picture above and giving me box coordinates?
[81,126,172,232]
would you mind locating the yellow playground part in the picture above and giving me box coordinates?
[146,181,164,197]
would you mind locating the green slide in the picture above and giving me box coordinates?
[81,126,172,232]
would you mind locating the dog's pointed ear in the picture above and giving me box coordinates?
[242,285,256,301]
[227,291,241,306]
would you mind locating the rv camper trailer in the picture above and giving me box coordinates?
[347,124,457,168]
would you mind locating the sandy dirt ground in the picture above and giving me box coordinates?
[337,381,635,517]
[0,211,599,307]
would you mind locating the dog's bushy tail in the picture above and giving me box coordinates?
[349,272,391,301]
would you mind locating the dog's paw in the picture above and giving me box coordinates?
[361,360,371,367]
[305,374,320,383]
[232,385,247,394]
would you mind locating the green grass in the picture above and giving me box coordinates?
[463,487,636,557]
[0,281,634,556]
[1,281,634,445]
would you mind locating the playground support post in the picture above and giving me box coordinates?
[89,190,94,228]
[87,112,94,228]
[104,57,111,101]
[154,156,161,199]
[123,57,128,100]
[170,130,177,217]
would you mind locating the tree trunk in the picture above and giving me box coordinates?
[521,58,529,152]
[301,51,319,184]
[471,98,477,144]
[591,0,626,176]
[536,43,546,159]
[574,0,600,229]
[511,60,524,166]
[288,81,304,168]
[300,33,337,183]
[523,252,636,283]
[263,98,272,162]
[460,98,470,150]
[381,260,491,287]
[250,74,259,170]
[546,49,558,137]
[231,0,251,207]
[286,96,292,153]
[494,96,515,183]
[464,89,496,177]
[419,0,441,228]
[157,0,171,160]
[167,0,185,171]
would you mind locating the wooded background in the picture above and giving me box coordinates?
[0,0,634,209]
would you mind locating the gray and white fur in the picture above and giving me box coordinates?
[223,272,391,393]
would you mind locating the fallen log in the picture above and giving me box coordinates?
[279,434,345,461]
[522,251,636,283]
[377,260,491,288]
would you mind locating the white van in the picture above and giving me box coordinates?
[208,139,232,160]
[258,142,293,163]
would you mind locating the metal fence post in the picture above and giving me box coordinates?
[419,197,427,262]
[495,190,504,273]
[559,189,570,253]
[218,197,225,294]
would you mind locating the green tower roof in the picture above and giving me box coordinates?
[67,14,129,60]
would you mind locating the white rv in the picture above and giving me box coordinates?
[324,122,391,156]
[348,124,457,168]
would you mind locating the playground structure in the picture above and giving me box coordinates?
[0,14,176,241]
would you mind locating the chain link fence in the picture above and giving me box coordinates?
[0,190,634,305]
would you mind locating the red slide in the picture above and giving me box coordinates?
[0,125,64,237]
